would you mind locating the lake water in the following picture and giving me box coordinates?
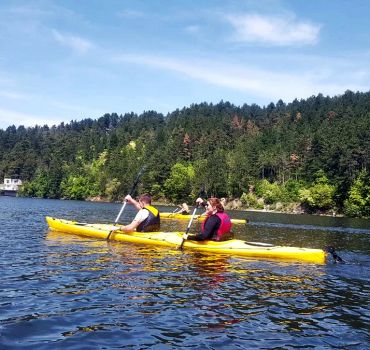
[1,197,369,349]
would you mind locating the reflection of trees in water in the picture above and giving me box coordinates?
[47,229,367,339]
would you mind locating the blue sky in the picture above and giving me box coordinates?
[1,0,370,129]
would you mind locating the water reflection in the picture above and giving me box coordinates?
[98,238,336,334]
[1,197,370,349]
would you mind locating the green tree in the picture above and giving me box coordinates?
[344,169,370,217]
[2,91,370,217]
[105,178,121,201]
[240,192,264,209]
[19,168,49,197]
[299,171,335,210]
[163,163,195,203]
[60,175,93,200]
[255,179,283,204]
[283,179,305,202]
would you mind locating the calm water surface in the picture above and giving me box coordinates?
[1,197,369,349]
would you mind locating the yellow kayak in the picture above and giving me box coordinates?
[161,212,248,224]
[45,216,327,264]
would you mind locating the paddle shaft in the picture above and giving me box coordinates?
[179,204,198,250]
[114,201,128,224]
[114,166,146,224]
[107,166,146,240]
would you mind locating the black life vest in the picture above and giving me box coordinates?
[137,205,160,232]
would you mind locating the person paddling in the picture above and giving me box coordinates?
[187,197,233,241]
[178,202,190,215]
[120,194,160,232]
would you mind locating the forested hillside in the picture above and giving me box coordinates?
[1,90,369,217]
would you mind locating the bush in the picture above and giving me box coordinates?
[105,178,121,201]
[18,169,49,198]
[255,179,283,204]
[344,169,370,217]
[283,179,305,202]
[240,192,264,209]
[299,183,335,210]
[163,163,195,203]
[61,175,98,200]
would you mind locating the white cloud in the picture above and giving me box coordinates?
[225,13,321,46]
[113,53,368,103]
[52,29,93,54]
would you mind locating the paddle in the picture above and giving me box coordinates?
[324,246,344,263]
[169,207,181,216]
[107,166,146,240]
[179,187,206,250]
[179,203,199,251]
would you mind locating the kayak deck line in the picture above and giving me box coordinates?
[245,241,274,247]
[45,216,327,264]
[160,212,248,224]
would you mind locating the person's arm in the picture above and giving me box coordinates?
[195,197,208,216]
[120,220,140,232]
[188,215,221,240]
[120,209,148,232]
[125,194,141,210]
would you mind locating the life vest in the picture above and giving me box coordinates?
[201,211,232,241]
[137,205,160,232]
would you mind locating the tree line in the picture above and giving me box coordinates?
[0,90,369,217]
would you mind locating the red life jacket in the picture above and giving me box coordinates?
[201,212,232,241]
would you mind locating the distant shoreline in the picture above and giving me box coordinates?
[87,195,344,218]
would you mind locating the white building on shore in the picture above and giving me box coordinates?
[0,178,22,196]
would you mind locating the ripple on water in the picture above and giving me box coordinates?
[1,198,370,349]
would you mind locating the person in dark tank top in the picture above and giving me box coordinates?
[187,197,233,241]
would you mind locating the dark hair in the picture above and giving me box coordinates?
[208,197,224,212]
[139,194,152,205]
